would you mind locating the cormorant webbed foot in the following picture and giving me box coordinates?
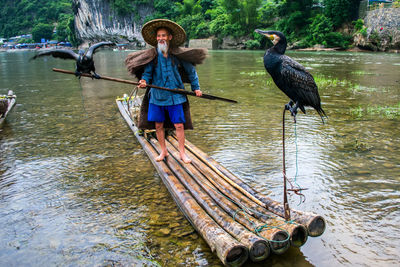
[289,107,298,117]
[285,100,294,111]
[290,102,298,123]
[75,71,82,79]
[92,72,101,79]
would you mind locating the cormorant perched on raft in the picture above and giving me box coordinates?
[255,29,326,122]
[31,41,115,79]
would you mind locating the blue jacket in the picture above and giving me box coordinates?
[141,52,200,106]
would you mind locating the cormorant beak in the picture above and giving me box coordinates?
[255,29,275,41]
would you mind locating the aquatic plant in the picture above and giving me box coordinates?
[239,71,273,85]
[314,75,342,87]
[343,138,372,152]
[349,84,384,93]
[350,103,400,119]
[350,71,374,75]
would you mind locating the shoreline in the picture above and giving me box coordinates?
[1,46,399,53]
[292,46,400,53]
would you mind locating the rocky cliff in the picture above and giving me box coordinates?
[73,0,151,47]
[355,7,400,51]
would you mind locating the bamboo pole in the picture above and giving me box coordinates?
[177,136,326,237]
[148,137,270,262]
[165,137,290,255]
[117,100,248,266]
[54,68,237,103]
[282,108,291,221]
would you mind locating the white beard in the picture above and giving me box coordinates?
[157,41,169,54]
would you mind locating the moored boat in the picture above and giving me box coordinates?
[0,90,16,127]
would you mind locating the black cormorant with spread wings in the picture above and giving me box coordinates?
[255,30,326,121]
[31,41,115,79]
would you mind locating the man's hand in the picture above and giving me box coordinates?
[138,79,147,88]
[194,89,202,97]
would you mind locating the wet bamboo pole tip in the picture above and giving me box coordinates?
[304,215,326,237]
[289,224,308,247]
[268,230,290,255]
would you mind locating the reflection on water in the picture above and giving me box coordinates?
[0,50,399,266]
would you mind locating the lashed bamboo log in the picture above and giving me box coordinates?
[167,136,291,254]
[179,137,326,237]
[148,137,270,262]
[169,136,307,247]
[117,100,248,266]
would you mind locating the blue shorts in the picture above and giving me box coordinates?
[148,103,186,124]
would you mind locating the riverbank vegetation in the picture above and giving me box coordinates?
[0,0,393,49]
[143,0,361,49]
[0,0,75,43]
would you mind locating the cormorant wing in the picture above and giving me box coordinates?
[85,42,115,58]
[31,49,79,61]
[281,55,308,73]
[280,55,321,110]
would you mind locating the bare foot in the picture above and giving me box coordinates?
[156,153,169,162]
[180,154,192,164]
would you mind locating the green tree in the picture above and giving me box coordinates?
[208,5,229,36]
[148,0,181,21]
[272,0,313,40]
[0,0,73,39]
[32,23,53,42]
[257,0,279,28]
[310,14,333,45]
[324,0,361,29]
[242,0,261,30]
[67,15,79,46]
[55,14,73,41]
[220,0,241,23]
[109,0,134,16]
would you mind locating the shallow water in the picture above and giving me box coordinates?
[0,49,399,266]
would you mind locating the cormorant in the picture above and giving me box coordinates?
[255,30,326,121]
[31,41,115,79]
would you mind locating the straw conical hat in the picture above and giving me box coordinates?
[141,19,186,47]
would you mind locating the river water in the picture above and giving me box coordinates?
[0,49,399,266]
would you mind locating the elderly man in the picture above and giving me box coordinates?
[125,19,207,164]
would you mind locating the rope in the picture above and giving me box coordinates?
[292,122,306,205]
[232,208,291,243]
[126,86,139,112]
[282,108,290,220]
[283,110,307,205]
[204,176,291,243]
[78,79,88,118]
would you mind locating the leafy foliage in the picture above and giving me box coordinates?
[0,0,74,43]
[310,14,333,45]
[32,23,54,42]
[353,19,364,31]
[245,39,261,49]
[323,0,361,29]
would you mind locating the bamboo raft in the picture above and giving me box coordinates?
[116,96,326,266]
[0,90,16,127]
